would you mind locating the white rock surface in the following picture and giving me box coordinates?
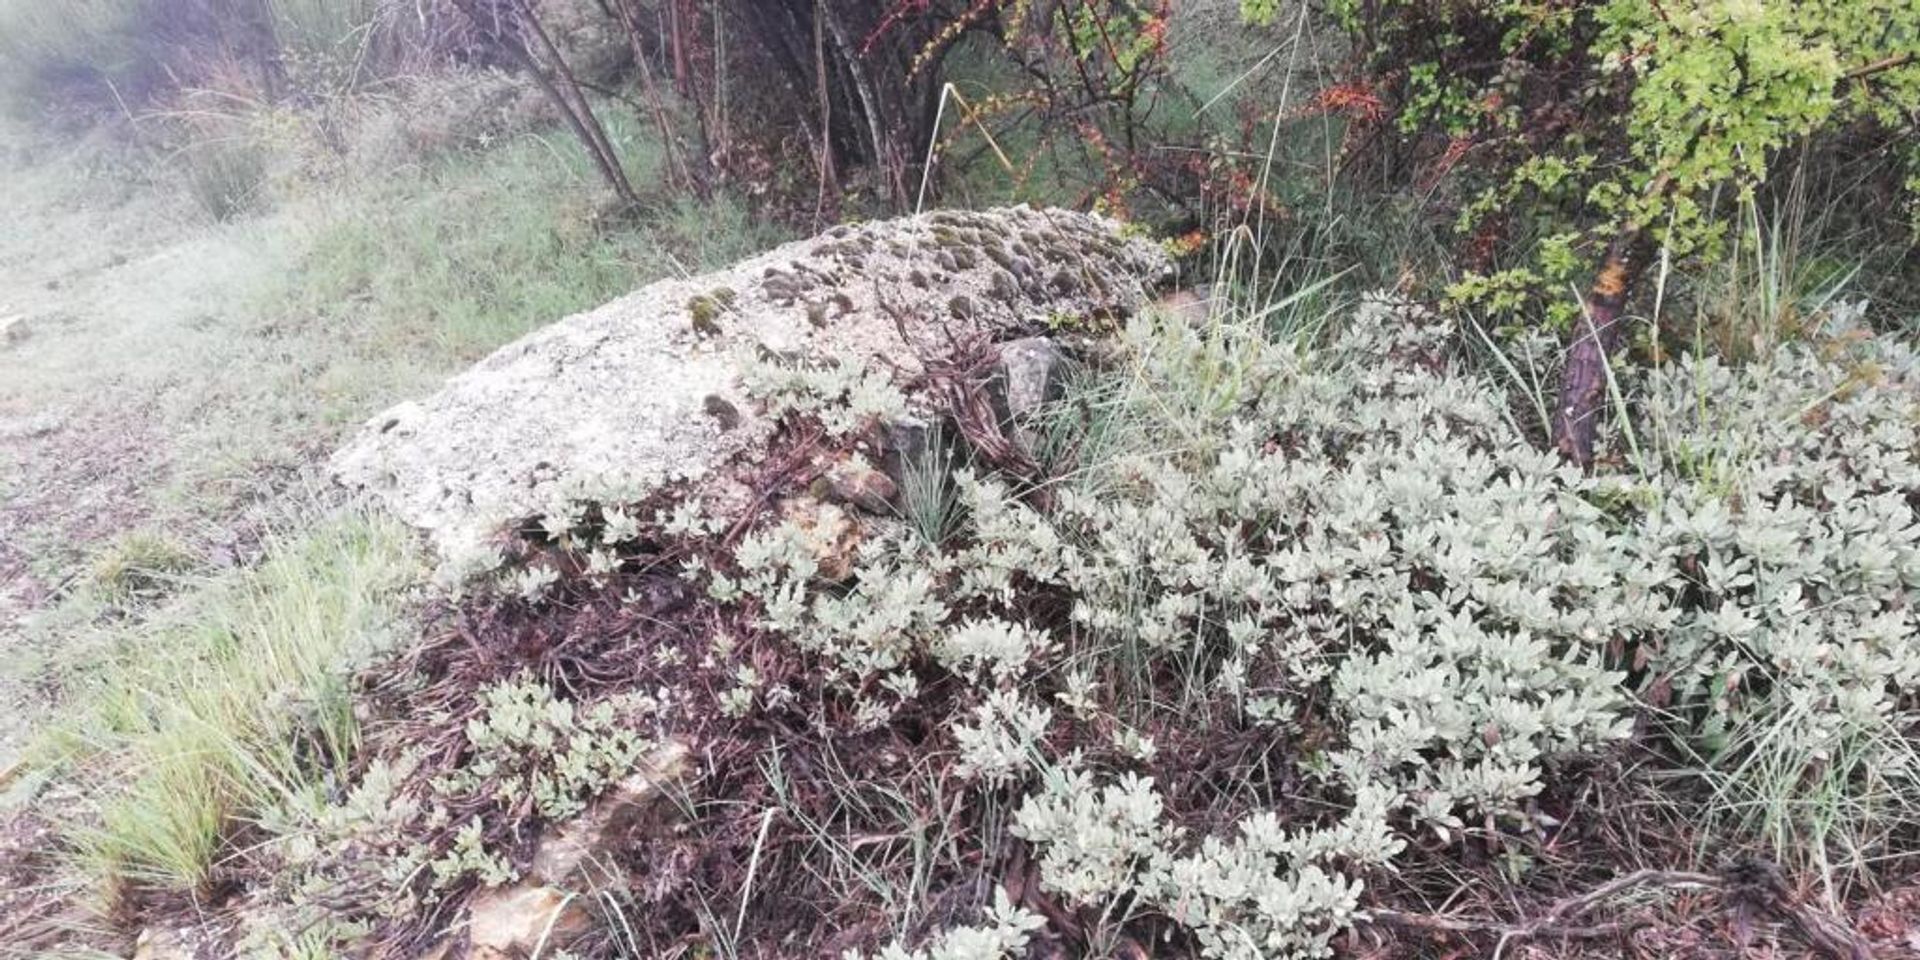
[332,206,1169,557]
[0,312,28,346]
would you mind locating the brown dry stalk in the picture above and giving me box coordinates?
[1366,865,1875,959]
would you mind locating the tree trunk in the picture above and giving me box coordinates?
[1548,232,1648,469]
[612,0,708,196]
[811,0,840,225]
[512,0,639,207]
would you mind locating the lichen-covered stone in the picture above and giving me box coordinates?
[331,206,1169,559]
[992,337,1068,426]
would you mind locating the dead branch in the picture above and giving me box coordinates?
[446,0,640,207]
[1365,863,1875,960]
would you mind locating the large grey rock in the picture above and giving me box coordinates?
[332,206,1169,558]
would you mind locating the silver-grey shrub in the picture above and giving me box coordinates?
[715,293,1917,957]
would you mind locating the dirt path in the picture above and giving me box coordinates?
[0,132,305,769]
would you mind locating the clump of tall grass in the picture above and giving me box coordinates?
[0,0,140,68]
[267,0,380,96]
[0,0,146,117]
[88,531,199,603]
[176,135,269,220]
[62,511,420,899]
[0,0,392,122]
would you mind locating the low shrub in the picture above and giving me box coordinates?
[340,68,545,173]
[707,290,1916,953]
[392,285,1913,957]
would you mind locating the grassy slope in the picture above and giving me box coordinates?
[0,108,790,946]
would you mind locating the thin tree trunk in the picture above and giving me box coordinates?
[812,0,839,225]
[613,0,707,196]
[512,0,638,206]
[1548,231,1648,468]
[448,0,639,207]
[670,0,691,97]
[821,3,904,207]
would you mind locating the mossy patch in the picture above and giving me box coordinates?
[687,286,739,336]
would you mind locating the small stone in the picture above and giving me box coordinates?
[824,457,899,515]
[0,413,59,441]
[763,276,799,302]
[0,314,29,346]
[467,883,594,960]
[530,741,691,889]
[702,394,742,432]
[780,498,863,582]
[993,337,1068,424]
[1153,285,1216,325]
[879,416,933,488]
[132,928,194,960]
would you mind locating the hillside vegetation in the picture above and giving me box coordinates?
[0,1,1915,959]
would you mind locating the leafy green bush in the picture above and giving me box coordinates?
[1288,0,1920,325]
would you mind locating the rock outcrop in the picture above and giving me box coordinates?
[332,206,1169,558]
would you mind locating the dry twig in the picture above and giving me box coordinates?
[1367,862,1875,960]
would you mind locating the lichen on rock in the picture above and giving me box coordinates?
[330,206,1170,563]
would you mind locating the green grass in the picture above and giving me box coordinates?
[266,0,377,72]
[899,422,962,547]
[63,510,420,897]
[1683,694,1920,906]
[177,134,269,221]
[293,125,788,360]
[0,0,385,117]
[3,103,795,907]
[87,530,199,603]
